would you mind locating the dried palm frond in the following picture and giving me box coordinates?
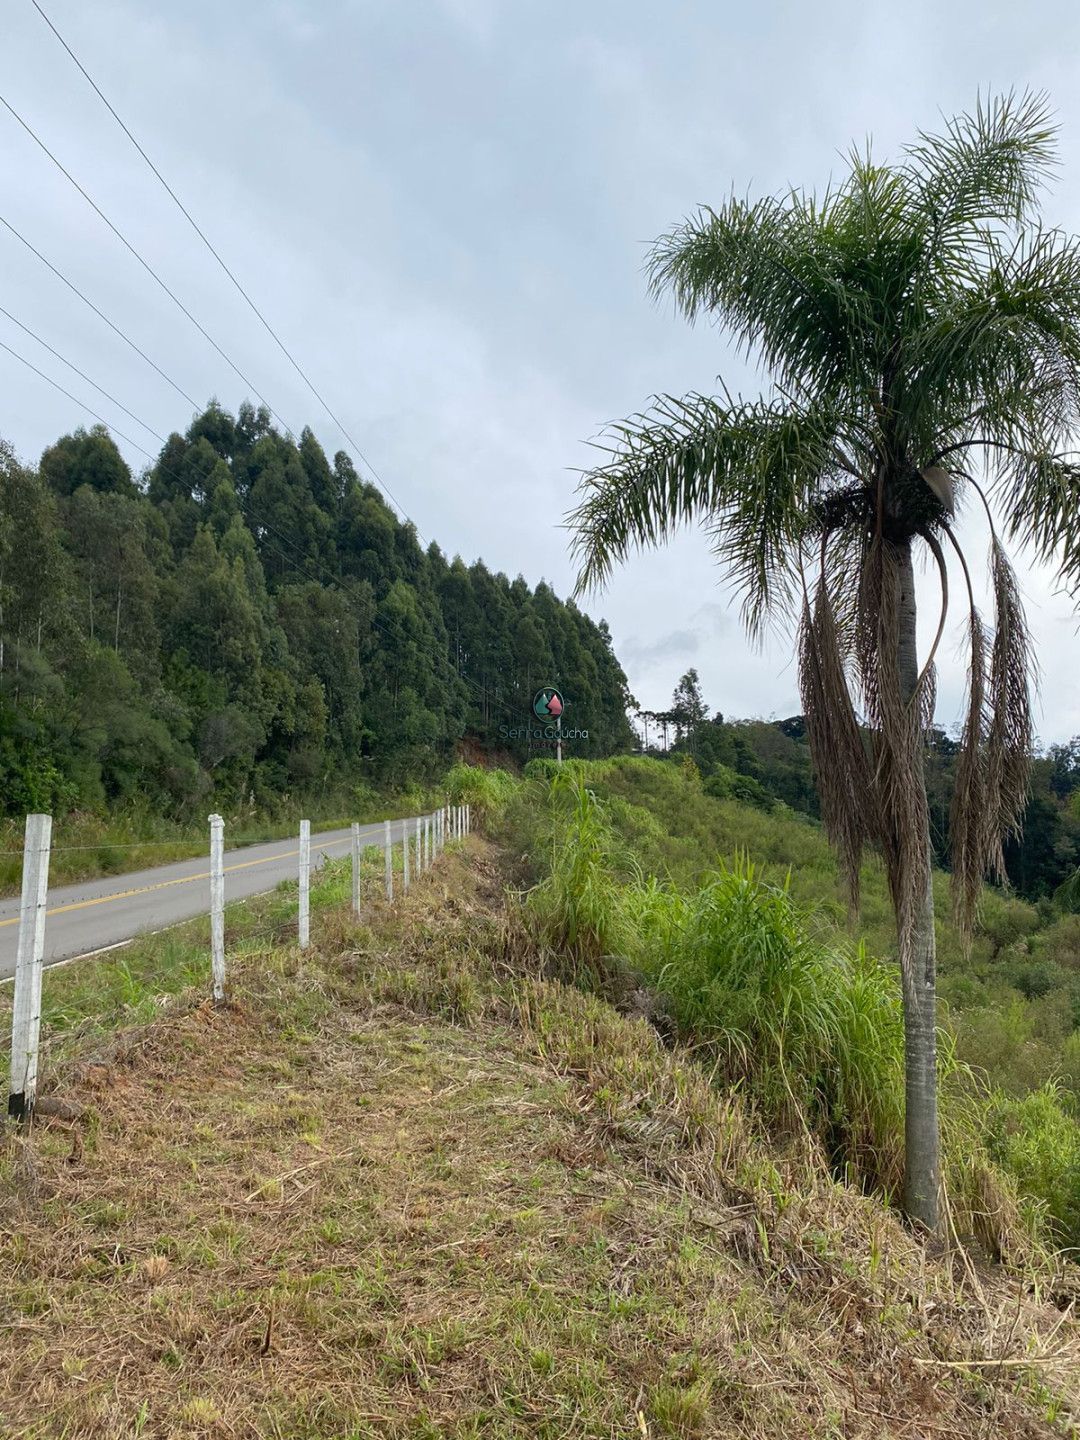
[949,608,988,939]
[946,535,1034,939]
[982,540,1033,878]
[798,570,876,912]
[856,538,933,981]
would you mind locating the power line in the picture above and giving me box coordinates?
[1,335,520,725]
[28,0,425,538]
[0,334,155,456]
[0,210,198,411]
[0,303,164,442]
[0,90,297,439]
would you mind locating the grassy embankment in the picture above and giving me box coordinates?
[488,758,1080,1250]
[1,810,1078,1438]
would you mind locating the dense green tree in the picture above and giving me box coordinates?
[40,425,134,498]
[61,489,163,679]
[0,404,636,815]
[671,668,708,751]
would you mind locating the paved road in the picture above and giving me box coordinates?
[0,818,417,980]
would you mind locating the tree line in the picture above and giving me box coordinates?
[0,404,634,818]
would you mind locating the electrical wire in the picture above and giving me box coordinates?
[0,90,297,438]
[27,0,425,537]
[0,210,199,410]
[0,334,155,455]
[0,302,165,442]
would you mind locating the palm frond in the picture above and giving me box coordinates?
[946,539,1033,938]
[648,197,879,402]
[993,449,1080,589]
[982,540,1034,876]
[905,90,1057,251]
[902,227,1080,464]
[798,576,877,911]
[949,606,989,937]
[569,395,844,632]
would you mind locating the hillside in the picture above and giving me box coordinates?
[2,838,1077,1439]
[0,408,633,821]
[535,755,1080,1116]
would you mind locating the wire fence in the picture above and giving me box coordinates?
[4,803,472,1123]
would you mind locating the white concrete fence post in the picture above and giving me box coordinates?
[8,813,52,1124]
[298,819,311,949]
[402,813,411,893]
[384,819,393,901]
[209,813,225,1003]
[415,816,423,876]
[425,815,431,869]
[351,822,361,916]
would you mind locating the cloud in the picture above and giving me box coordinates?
[621,628,700,669]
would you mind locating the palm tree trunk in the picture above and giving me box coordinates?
[896,541,940,1231]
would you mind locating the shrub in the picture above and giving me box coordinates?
[703,765,776,812]
[1029,913,1080,969]
[1000,958,1072,1000]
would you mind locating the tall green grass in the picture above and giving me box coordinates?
[445,763,518,818]
[625,863,907,1196]
[525,769,639,986]
[518,765,1079,1253]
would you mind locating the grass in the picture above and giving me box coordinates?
[0,845,395,1065]
[1,838,1077,1437]
[510,765,1080,1252]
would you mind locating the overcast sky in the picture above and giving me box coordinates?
[3,0,1080,742]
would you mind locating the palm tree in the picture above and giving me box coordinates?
[569,95,1080,1230]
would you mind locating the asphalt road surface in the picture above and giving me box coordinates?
[0,818,418,980]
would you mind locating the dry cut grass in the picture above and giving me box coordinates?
[0,841,1077,1439]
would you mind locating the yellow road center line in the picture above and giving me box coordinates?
[0,834,359,929]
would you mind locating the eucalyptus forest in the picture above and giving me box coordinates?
[0,404,634,819]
